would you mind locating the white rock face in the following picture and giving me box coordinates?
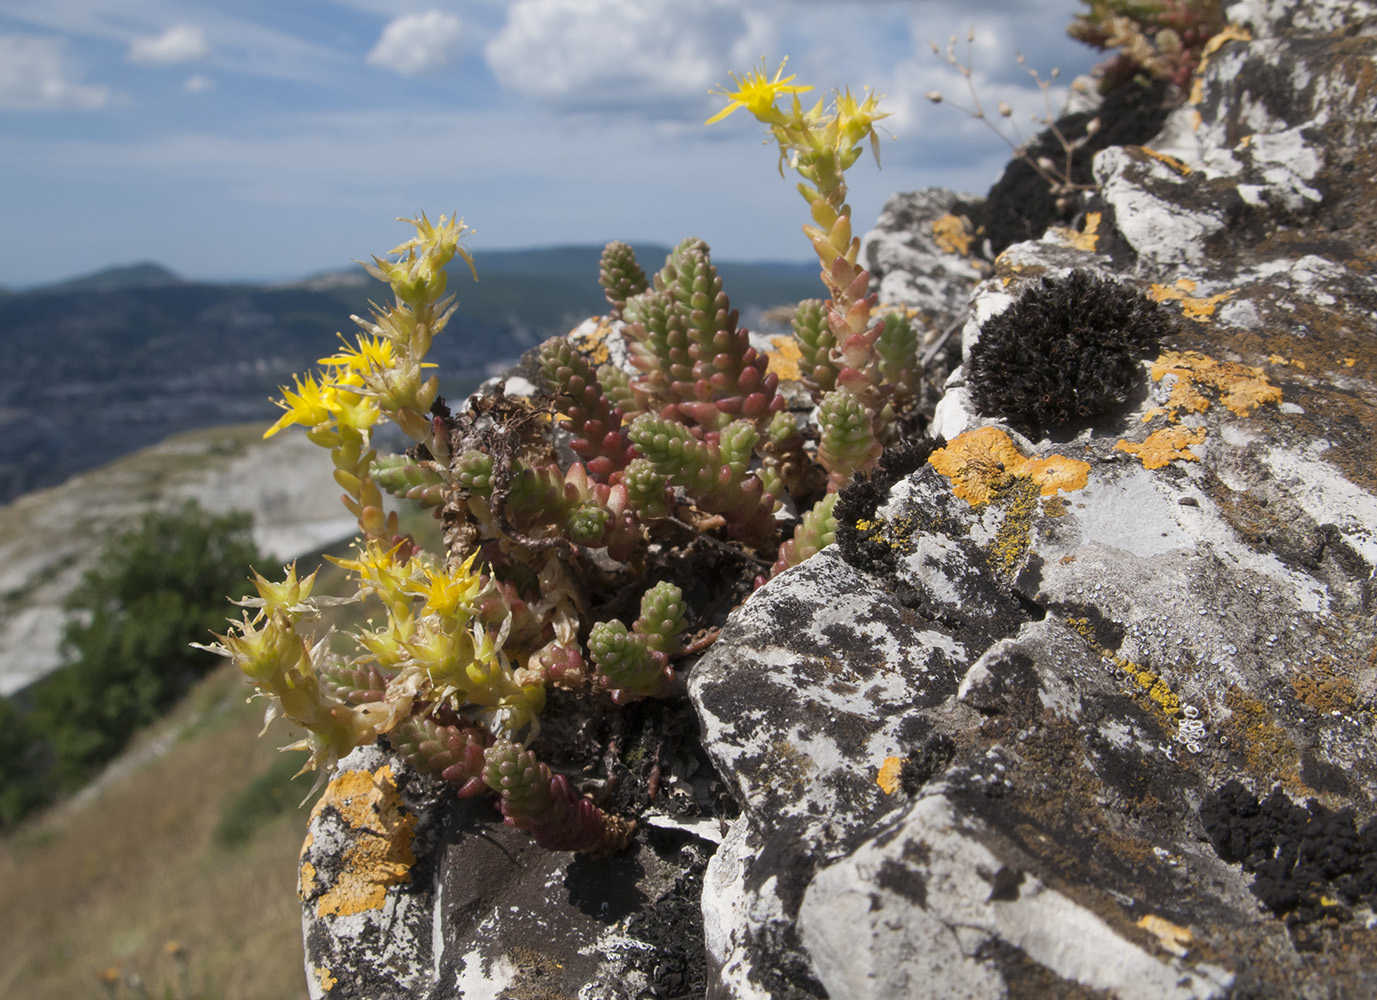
[0,425,355,695]
[294,3,1377,997]
[799,795,1234,1000]
[686,2,1377,996]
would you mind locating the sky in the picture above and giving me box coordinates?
[0,0,1103,288]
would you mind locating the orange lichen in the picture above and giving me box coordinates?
[928,427,1090,506]
[932,213,975,256]
[1189,25,1253,105]
[1148,278,1236,322]
[1222,687,1301,787]
[929,427,1026,505]
[1137,915,1192,958]
[766,334,803,382]
[1144,350,1282,421]
[1019,456,1092,496]
[299,859,318,896]
[877,756,906,794]
[1051,211,1102,252]
[1114,426,1209,469]
[1137,146,1193,175]
[313,966,339,992]
[569,318,615,366]
[1266,354,1306,370]
[306,764,418,918]
[1292,660,1359,714]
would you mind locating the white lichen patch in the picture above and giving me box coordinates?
[701,821,788,1000]
[1259,439,1377,571]
[1047,464,1194,560]
[1095,146,1226,266]
[799,794,1235,1000]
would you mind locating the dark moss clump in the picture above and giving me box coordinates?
[967,270,1171,432]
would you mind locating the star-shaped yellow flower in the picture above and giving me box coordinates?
[707,57,813,125]
[265,372,334,438]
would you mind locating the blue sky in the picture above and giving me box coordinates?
[0,1,1101,288]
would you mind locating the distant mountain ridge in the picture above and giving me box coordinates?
[23,243,815,295]
[32,261,187,294]
[0,243,821,506]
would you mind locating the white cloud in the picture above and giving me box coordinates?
[184,75,215,93]
[367,11,463,76]
[128,25,209,66]
[0,34,113,111]
[485,0,771,111]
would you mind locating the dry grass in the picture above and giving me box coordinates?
[0,486,448,1000]
[0,659,314,1000]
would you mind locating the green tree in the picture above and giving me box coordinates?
[33,501,262,789]
[0,696,53,826]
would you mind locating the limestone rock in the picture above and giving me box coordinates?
[301,2,1377,997]
[860,188,985,329]
[692,2,1377,996]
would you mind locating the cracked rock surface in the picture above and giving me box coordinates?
[694,2,1377,997]
[302,2,1377,996]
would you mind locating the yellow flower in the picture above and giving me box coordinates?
[388,212,477,283]
[265,372,334,438]
[319,334,398,376]
[706,57,813,125]
[834,87,890,162]
[408,552,485,619]
[328,539,417,612]
[243,562,317,616]
[329,387,382,432]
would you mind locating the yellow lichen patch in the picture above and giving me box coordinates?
[932,213,975,256]
[1266,354,1306,371]
[1132,666,1183,716]
[1114,426,1209,470]
[1137,915,1192,958]
[308,765,418,918]
[313,966,339,992]
[1051,211,1103,252]
[1041,496,1069,518]
[568,318,615,366]
[1343,357,1357,367]
[877,756,906,794]
[1147,350,1282,420]
[1148,278,1236,321]
[929,428,1089,506]
[766,335,803,382]
[988,474,1042,576]
[1137,146,1193,175]
[1065,618,1182,719]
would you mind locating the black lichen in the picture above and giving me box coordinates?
[1201,779,1377,926]
[834,438,941,576]
[957,76,1173,257]
[967,270,1171,433]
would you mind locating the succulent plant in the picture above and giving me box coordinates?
[208,60,932,856]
